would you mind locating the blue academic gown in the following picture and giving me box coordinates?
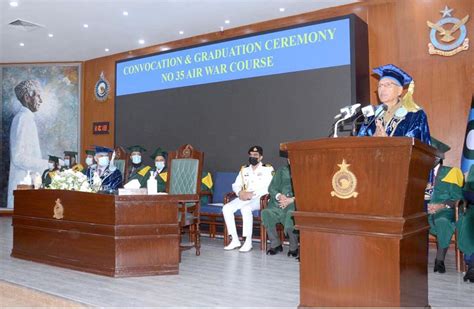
[86,164,122,194]
[358,107,431,144]
[358,106,433,203]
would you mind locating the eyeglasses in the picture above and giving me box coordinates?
[377,82,398,89]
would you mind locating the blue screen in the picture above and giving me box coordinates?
[116,18,351,96]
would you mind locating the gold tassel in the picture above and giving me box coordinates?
[401,81,421,112]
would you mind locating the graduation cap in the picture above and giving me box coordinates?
[248,145,263,155]
[85,149,95,156]
[48,155,60,163]
[94,145,113,154]
[431,137,451,154]
[150,147,168,160]
[64,151,78,157]
[127,145,147,153]
[373,64,413,87]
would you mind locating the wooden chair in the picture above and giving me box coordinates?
[166,144,203,256]
[113,146,129,185]
[455,200,467,272]
[200,171,238,238]
[223,192,267,250]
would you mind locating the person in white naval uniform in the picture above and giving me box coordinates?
[7,80,48,208]
[223,145,274,252]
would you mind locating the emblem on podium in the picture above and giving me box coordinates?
[53,198,64,219]
[331,159,358,199]
[427,6,470,56]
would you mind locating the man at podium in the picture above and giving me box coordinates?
[358,64,430,144]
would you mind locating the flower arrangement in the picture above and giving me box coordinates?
[48,169,96,192]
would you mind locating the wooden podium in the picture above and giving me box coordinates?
[11,190,198,277]
[281,137,440,307]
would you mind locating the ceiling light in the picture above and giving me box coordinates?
[138,39,145,44]
[123,11,128,16]
[179,31,184,35]
[105,48,109,52]
[83,24,89,28]
[19,42,24,46]
[10,2,19,7]
[48,33,53,38]
[279,8,285,12]
[224,20,230,24]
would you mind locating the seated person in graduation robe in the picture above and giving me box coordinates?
[427,138,463,273]
[125,145,151,187]
[459,165,474,283]
[261,160,298,257]
[63,151,84,172]
[86,146,122,194]
[83,149,95,175]
[41,155,61,188]
[143,147,168,192]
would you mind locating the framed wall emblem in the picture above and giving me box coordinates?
[427,6,470,56]
[94,71,110,101]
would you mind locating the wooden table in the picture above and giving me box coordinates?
[11,190,198,277]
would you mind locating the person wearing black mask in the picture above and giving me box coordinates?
[222,145,274,252]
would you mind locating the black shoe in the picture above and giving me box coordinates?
[434,259,446,273]
[463,266,474,283]
[288,248,299,257]
[266,245,283,255]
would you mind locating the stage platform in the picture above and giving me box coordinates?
[0,217,472,307]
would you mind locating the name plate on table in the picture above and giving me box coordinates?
[118,188,148,195]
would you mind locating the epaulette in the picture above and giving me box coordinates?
[138,165,151,177]
[264,164,272,167]
[241,165,250,168]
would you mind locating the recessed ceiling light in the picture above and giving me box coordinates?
[224,20,230,24]
[10,2,19,7]
[19,42,24,46]
[48,33,53,38]
[105,48,109,52]
[138,39,145,44]
[83,24,89,28]
[123,11,128,16]
[179,31,184,35]
[279,8,285,12]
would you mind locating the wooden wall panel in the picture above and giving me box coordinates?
[82,0,473,167]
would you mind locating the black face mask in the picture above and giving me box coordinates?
[249,157,259,166]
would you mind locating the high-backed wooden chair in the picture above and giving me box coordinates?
[113,146,129,185]
[166,144,203,256]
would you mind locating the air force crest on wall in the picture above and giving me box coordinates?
[427,6,470,56]
[94,71,110,101]
[331,159,358,199]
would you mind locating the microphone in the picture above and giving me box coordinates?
[361,105,375,124]
[365,104,388,129]
[332,103,361,137]
[334,103,361,120]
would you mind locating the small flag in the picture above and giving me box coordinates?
[461,95,474,173]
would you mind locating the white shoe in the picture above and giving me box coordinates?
[239,238,253,252]
[224,239,241,250]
